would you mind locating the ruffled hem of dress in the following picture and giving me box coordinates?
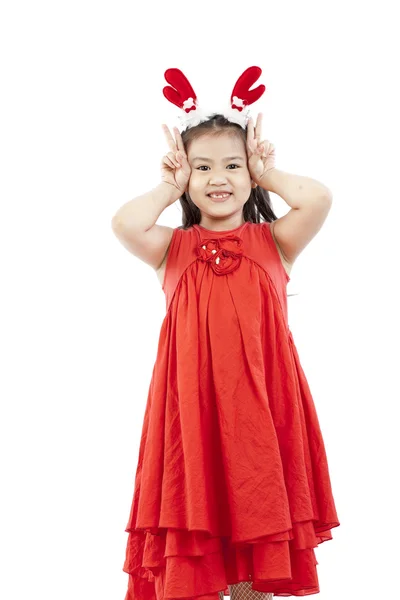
[123,518,340,600]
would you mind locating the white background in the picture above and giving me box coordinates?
[1,1,399,599]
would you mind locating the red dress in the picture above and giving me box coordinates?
[123,221,340,599]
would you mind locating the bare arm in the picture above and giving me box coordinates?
[111,124,191,271]
[260,169,332,265]
[110,184,180,271]
[111,183,179,233]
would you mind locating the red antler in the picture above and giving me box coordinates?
[231,66,266,111]
[163,68,198,113]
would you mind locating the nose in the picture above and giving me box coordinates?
[209,174,228,184]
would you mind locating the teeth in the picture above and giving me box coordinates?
[209,193,230,198]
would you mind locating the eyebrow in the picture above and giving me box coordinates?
[191,156,245,163]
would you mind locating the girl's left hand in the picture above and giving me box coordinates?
[246,113,276,185]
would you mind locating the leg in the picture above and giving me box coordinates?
[228,581,273,600]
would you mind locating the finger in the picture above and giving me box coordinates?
[169,150,181,167]
[173,126,186,154]
[165,151,180,168]
[164,155,176,169]
[176,152,187,167]
[247,119,258,154]
[161,124,177,152]
[255,113,262,143]
[247,116,254,143]
[261,140,271,155]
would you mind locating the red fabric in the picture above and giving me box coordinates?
[123,221,340,599]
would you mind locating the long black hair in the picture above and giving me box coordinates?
[177,114,279,229]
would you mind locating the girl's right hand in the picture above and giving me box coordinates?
[160,124,191,196]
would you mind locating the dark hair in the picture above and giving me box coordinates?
[177,114,279,230]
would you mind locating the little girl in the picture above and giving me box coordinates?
[111,68,340,600]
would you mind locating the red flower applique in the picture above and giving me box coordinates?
[195,235,244,276]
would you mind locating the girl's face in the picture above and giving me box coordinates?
[186,132,257,226]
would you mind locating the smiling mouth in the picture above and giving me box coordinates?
[208,193,232,201]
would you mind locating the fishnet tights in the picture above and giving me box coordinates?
[219,581,273,600]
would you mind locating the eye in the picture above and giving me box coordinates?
[197,164,240,171]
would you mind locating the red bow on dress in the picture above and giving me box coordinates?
[195,235,244,276]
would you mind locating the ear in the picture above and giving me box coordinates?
[251,180,258,189]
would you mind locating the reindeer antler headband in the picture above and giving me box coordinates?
[163,66,266,132]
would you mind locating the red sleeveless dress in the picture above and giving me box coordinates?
[122,221,340,599]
